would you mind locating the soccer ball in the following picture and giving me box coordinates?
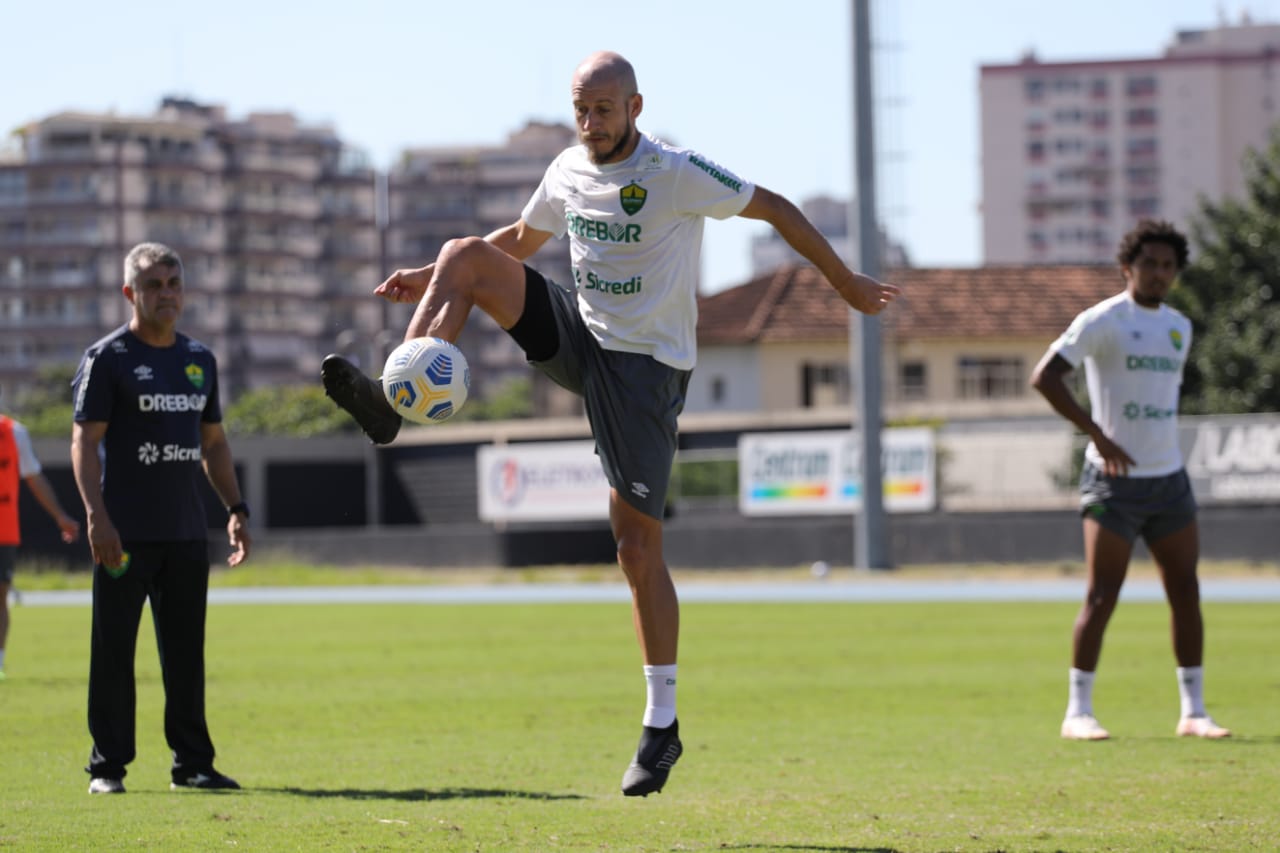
[380,337,470,424]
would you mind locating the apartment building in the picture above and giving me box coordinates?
[0,97,379,400]
[0,103,584,413]
[386,121,577,413]
[981,19,1280,263]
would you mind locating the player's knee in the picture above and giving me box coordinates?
[1084,585,1122,612]
[439,235,491,267]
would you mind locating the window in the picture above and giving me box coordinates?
[1128,197,1160,216]
[802,363,849,408]
[1126,107,1158,127]
[900,362,927,401]
[957,357,1025,400]
[1126,76,1157,97]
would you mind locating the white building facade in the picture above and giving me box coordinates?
[981,21,1280,264]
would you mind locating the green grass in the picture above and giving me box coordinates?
[3,593,1277,851]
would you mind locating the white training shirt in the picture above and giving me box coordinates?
[10,418,42,478]
[1050,290,1193,477]
[522,132,755,370]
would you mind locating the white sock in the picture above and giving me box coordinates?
[642,664,677,728]
[1066,667,1095,718]
[0,648,6,669]
[1177,666,1206,718]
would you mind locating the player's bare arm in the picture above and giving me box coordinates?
[375,220,553,304]
[1030,351,1136,476]
[201,422,251,566]
[71,420,124,568]
[738,186,899,315]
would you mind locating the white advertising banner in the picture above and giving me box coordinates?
[477,441,610,522]
[1182,415,1280,503]
[738,427,936,516]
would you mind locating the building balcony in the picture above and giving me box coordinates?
[242,272,324,296]
[239,312,327,336]
[13,269,95,288]
[229,151,323,181]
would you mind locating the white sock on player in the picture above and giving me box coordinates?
[642,664,677,728]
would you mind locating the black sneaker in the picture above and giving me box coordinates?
[171,769,241,790]
[621,719,682,797]
[321,353,401,445]
[88,777,126,794]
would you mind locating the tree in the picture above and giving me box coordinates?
[224,385,359,436]
[455,376,534,421]
[7,363,78,438]
[1170,127,1280,414]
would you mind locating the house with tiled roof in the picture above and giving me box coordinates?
[690,263,1127,421]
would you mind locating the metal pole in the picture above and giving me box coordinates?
[851,0,891,569]
[365,169,391,529]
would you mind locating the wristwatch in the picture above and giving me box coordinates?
[227,501,250,519]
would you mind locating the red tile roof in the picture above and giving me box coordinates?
[697,263,1125,343]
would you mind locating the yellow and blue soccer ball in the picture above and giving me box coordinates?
[380,337,470,424]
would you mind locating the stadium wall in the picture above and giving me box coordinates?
[22,413,1279,569]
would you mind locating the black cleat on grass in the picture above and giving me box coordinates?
[321,353,401,445]
[171,769,241,790]
[621,719,682,797]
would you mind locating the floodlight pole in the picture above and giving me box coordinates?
[850,0,891,569]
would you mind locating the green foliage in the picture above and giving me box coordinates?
[1171,127,1280,414]
[453,375,534,421]
[674,457,738,499]
[223,384,358,437]
[6,363,78,437]
[6,596,1278,850]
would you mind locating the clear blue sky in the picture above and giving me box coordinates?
[3,0,1274,293]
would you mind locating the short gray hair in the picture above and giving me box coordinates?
[124,242,183,287]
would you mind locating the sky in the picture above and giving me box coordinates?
[3,0,1277,294]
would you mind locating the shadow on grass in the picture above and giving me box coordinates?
[261,786,586,802]
[717,846,901,852]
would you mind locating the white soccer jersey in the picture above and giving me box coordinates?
[522,132,755,370]
[1051,291,1193,477]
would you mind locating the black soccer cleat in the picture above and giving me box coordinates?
[621,719,683,797]
[321,353,401,445]
[171,768,241,791]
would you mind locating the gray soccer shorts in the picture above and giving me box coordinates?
[1079,462,1198,544]
[505,267,690,519]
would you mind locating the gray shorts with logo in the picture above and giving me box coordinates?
[527,273,690,519]
[1079,462,1197,543]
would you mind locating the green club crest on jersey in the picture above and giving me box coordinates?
[1169,329,1183,351]
[185,363,205,389]
[620,182,646,215]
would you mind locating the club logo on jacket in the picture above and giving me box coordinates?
[1169,329,1184,351]
[185,363,205,389]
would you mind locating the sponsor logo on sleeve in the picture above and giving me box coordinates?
[687,154,743,192]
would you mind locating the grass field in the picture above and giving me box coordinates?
[3,564,1277,851]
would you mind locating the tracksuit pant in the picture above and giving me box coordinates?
[86,540,217,781]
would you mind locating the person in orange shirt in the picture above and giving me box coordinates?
[0,408,81,680]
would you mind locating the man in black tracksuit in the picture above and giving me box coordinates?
[71,242,251,795]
